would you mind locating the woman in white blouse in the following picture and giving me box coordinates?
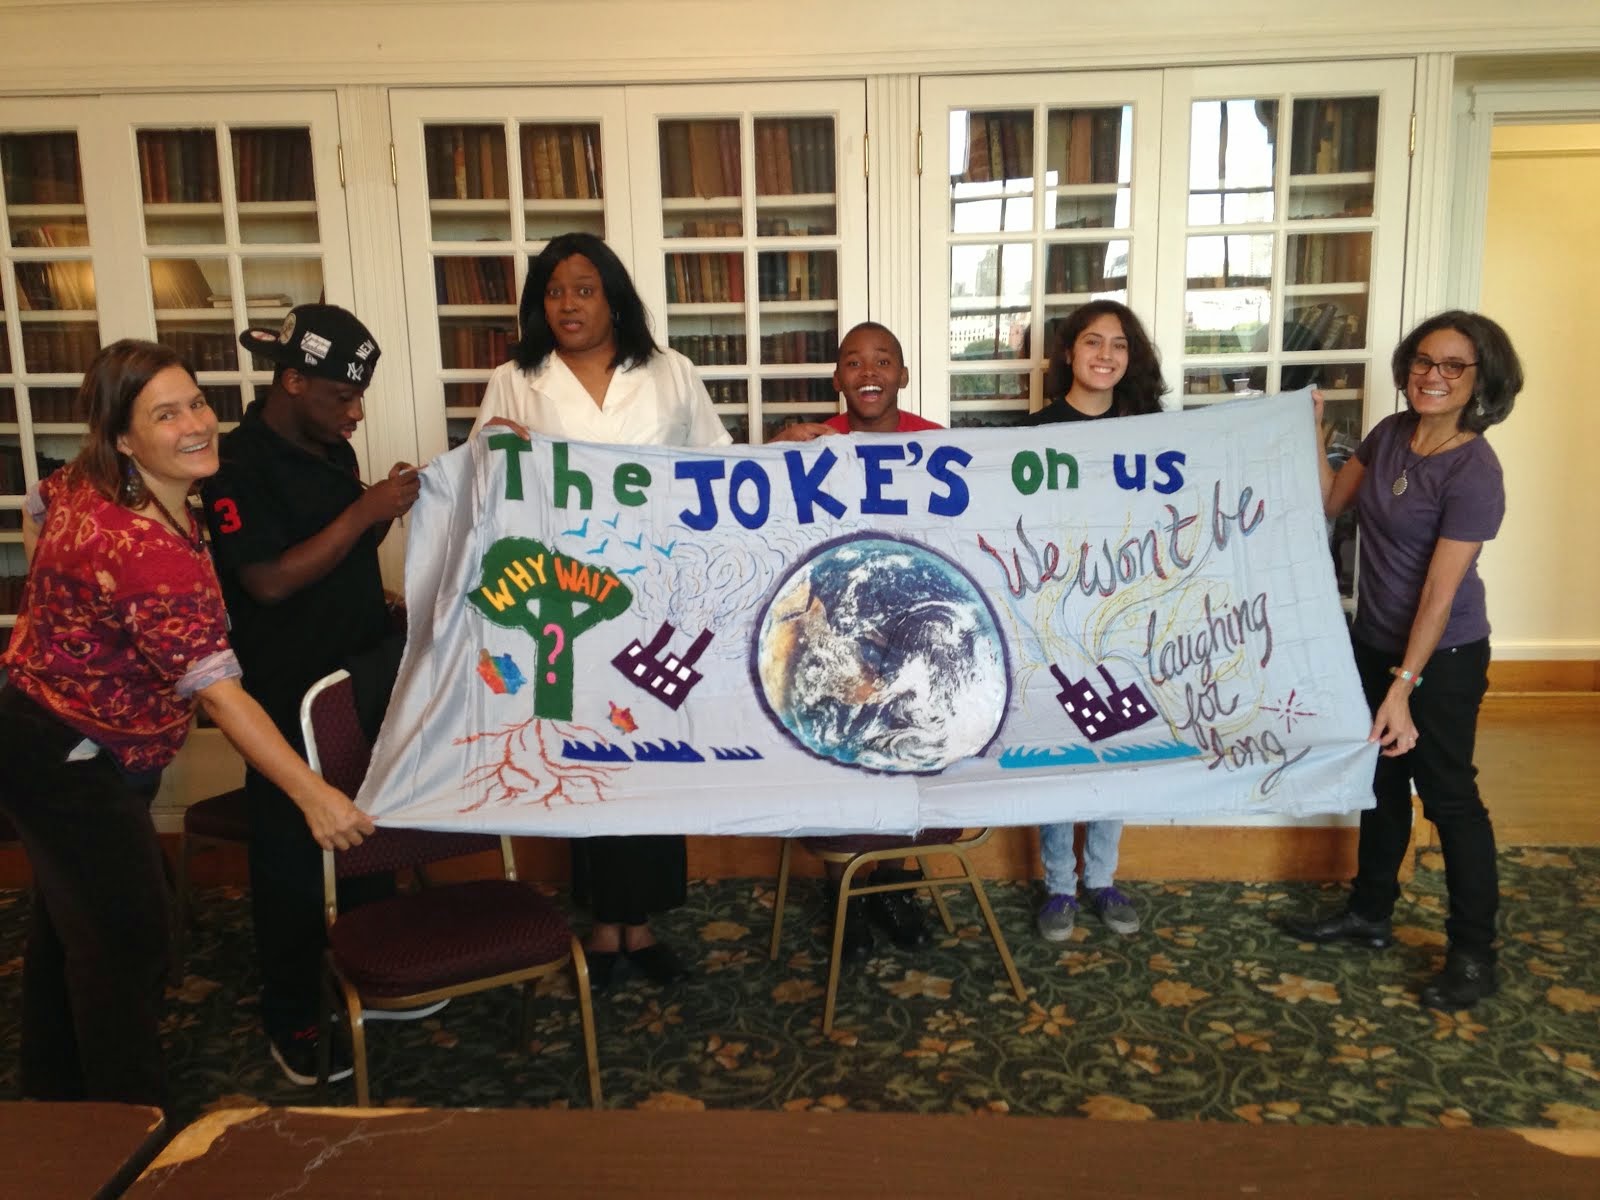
[471,232,731,989]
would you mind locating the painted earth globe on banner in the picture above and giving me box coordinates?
[754,536,1009,773]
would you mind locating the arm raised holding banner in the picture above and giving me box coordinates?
[1284,311,1524,1014]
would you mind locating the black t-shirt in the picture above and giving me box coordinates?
[1023,398,1115,426]
[201,400,388,734]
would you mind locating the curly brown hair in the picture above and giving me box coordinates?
[1042,299,1168,417]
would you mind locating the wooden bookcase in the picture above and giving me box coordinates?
[1154,61,1413,435]
[0,101,105,626]
[918,72,1165,429]
[390,87,634,459]
[628,82,868,444]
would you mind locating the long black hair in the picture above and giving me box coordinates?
[1042,299,1167,417]
[512,232,657,372]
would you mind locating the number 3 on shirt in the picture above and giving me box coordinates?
[212,497,242,534]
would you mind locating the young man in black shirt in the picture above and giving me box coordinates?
[203,304,420,1085]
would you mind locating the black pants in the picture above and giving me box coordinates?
[571,835,687,926]
[0,683,170,1108]
[246,751,392,1043]
[1348,637,1498,957]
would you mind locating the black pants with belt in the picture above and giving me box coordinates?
[0,682,170,1109]
[1347,636,1498,957]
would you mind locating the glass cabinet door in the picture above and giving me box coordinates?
[1155,61,1414,445]
[628,82,867,444]
[116,94,354,443]
[920,72,1164,428]
[391,88,632,457]
[0,101,105,627]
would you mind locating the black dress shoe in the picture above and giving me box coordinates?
[625,941,688,985]
[583,949,619,990]
[1420,951,1498,1011]
[833,896,874,961]
[1280,908,1393,948]
[864,875,933,950]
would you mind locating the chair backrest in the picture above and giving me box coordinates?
[300,669,503,880]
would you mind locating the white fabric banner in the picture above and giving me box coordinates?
[360,391,1376,835]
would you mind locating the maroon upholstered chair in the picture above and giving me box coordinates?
[300,669,600,1107]
[768,829,1027,1033]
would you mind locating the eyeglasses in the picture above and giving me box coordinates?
[1408,355,1477,381]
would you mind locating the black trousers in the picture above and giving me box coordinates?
[571,835,687,926]
[0,682,170,1108]
[1348,637,1498,956]
[246,743,392,1043]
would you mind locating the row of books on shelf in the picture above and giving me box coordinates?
[13,258,96,310]
[523,125,603,201]
[1044,246,1124,294]
[166,329,240,373]
[2,389,85,423]
[136,130,221,204]
[667,333,748,366]
[1049,109,1125,187]
[763,378,836,403]
[660,120,742,201]
[755,118,835,195]
[434,257,517,305]
[1288,98,1380,176]
[1290,234,1371,287]
[0,572,27,613]
[665,253,745,304]
[0,445,67,497]
[759,251,835,303]
[426,126,510,202]
[231,128,315,204]
[1283,301,1364,353]
[759,329,836,366]
[955,112,1034,186]
[12,328,97,375]
[439,325,515,371]
[0,133,81,205]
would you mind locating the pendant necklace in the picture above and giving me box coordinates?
[1392,428,1466,497]
[146,488,205,553]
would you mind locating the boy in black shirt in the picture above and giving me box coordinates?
[203,304,420,1085]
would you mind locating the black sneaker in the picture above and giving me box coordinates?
[864,868,933,950]
[269,1025,353,1087]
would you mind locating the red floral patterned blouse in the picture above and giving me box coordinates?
[4,468,241,772]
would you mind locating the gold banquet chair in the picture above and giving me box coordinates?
[768,829,1027,1033]
[300,669,601,1107]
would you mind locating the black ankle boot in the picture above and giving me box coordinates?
[1280,908,1393,949]
[1420,949,1498,1011]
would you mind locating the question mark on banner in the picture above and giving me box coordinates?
[541,623,565,685]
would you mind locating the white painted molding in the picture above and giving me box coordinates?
[1,2,1599,92]
[1448,79,1600,309]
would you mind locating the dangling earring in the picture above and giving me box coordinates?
[120,456,149,509]
[612,309,621,327]
[1473,400,1486,418]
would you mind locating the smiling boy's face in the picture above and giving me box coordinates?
[833,326,910,431]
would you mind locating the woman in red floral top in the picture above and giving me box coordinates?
[0,340,374,1109]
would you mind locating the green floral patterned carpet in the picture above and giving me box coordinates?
[2,848,1597,1132]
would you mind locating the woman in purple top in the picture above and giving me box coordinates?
[1284,311,1523,1012]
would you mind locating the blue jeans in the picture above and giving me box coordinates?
[1040,820,1124,895]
